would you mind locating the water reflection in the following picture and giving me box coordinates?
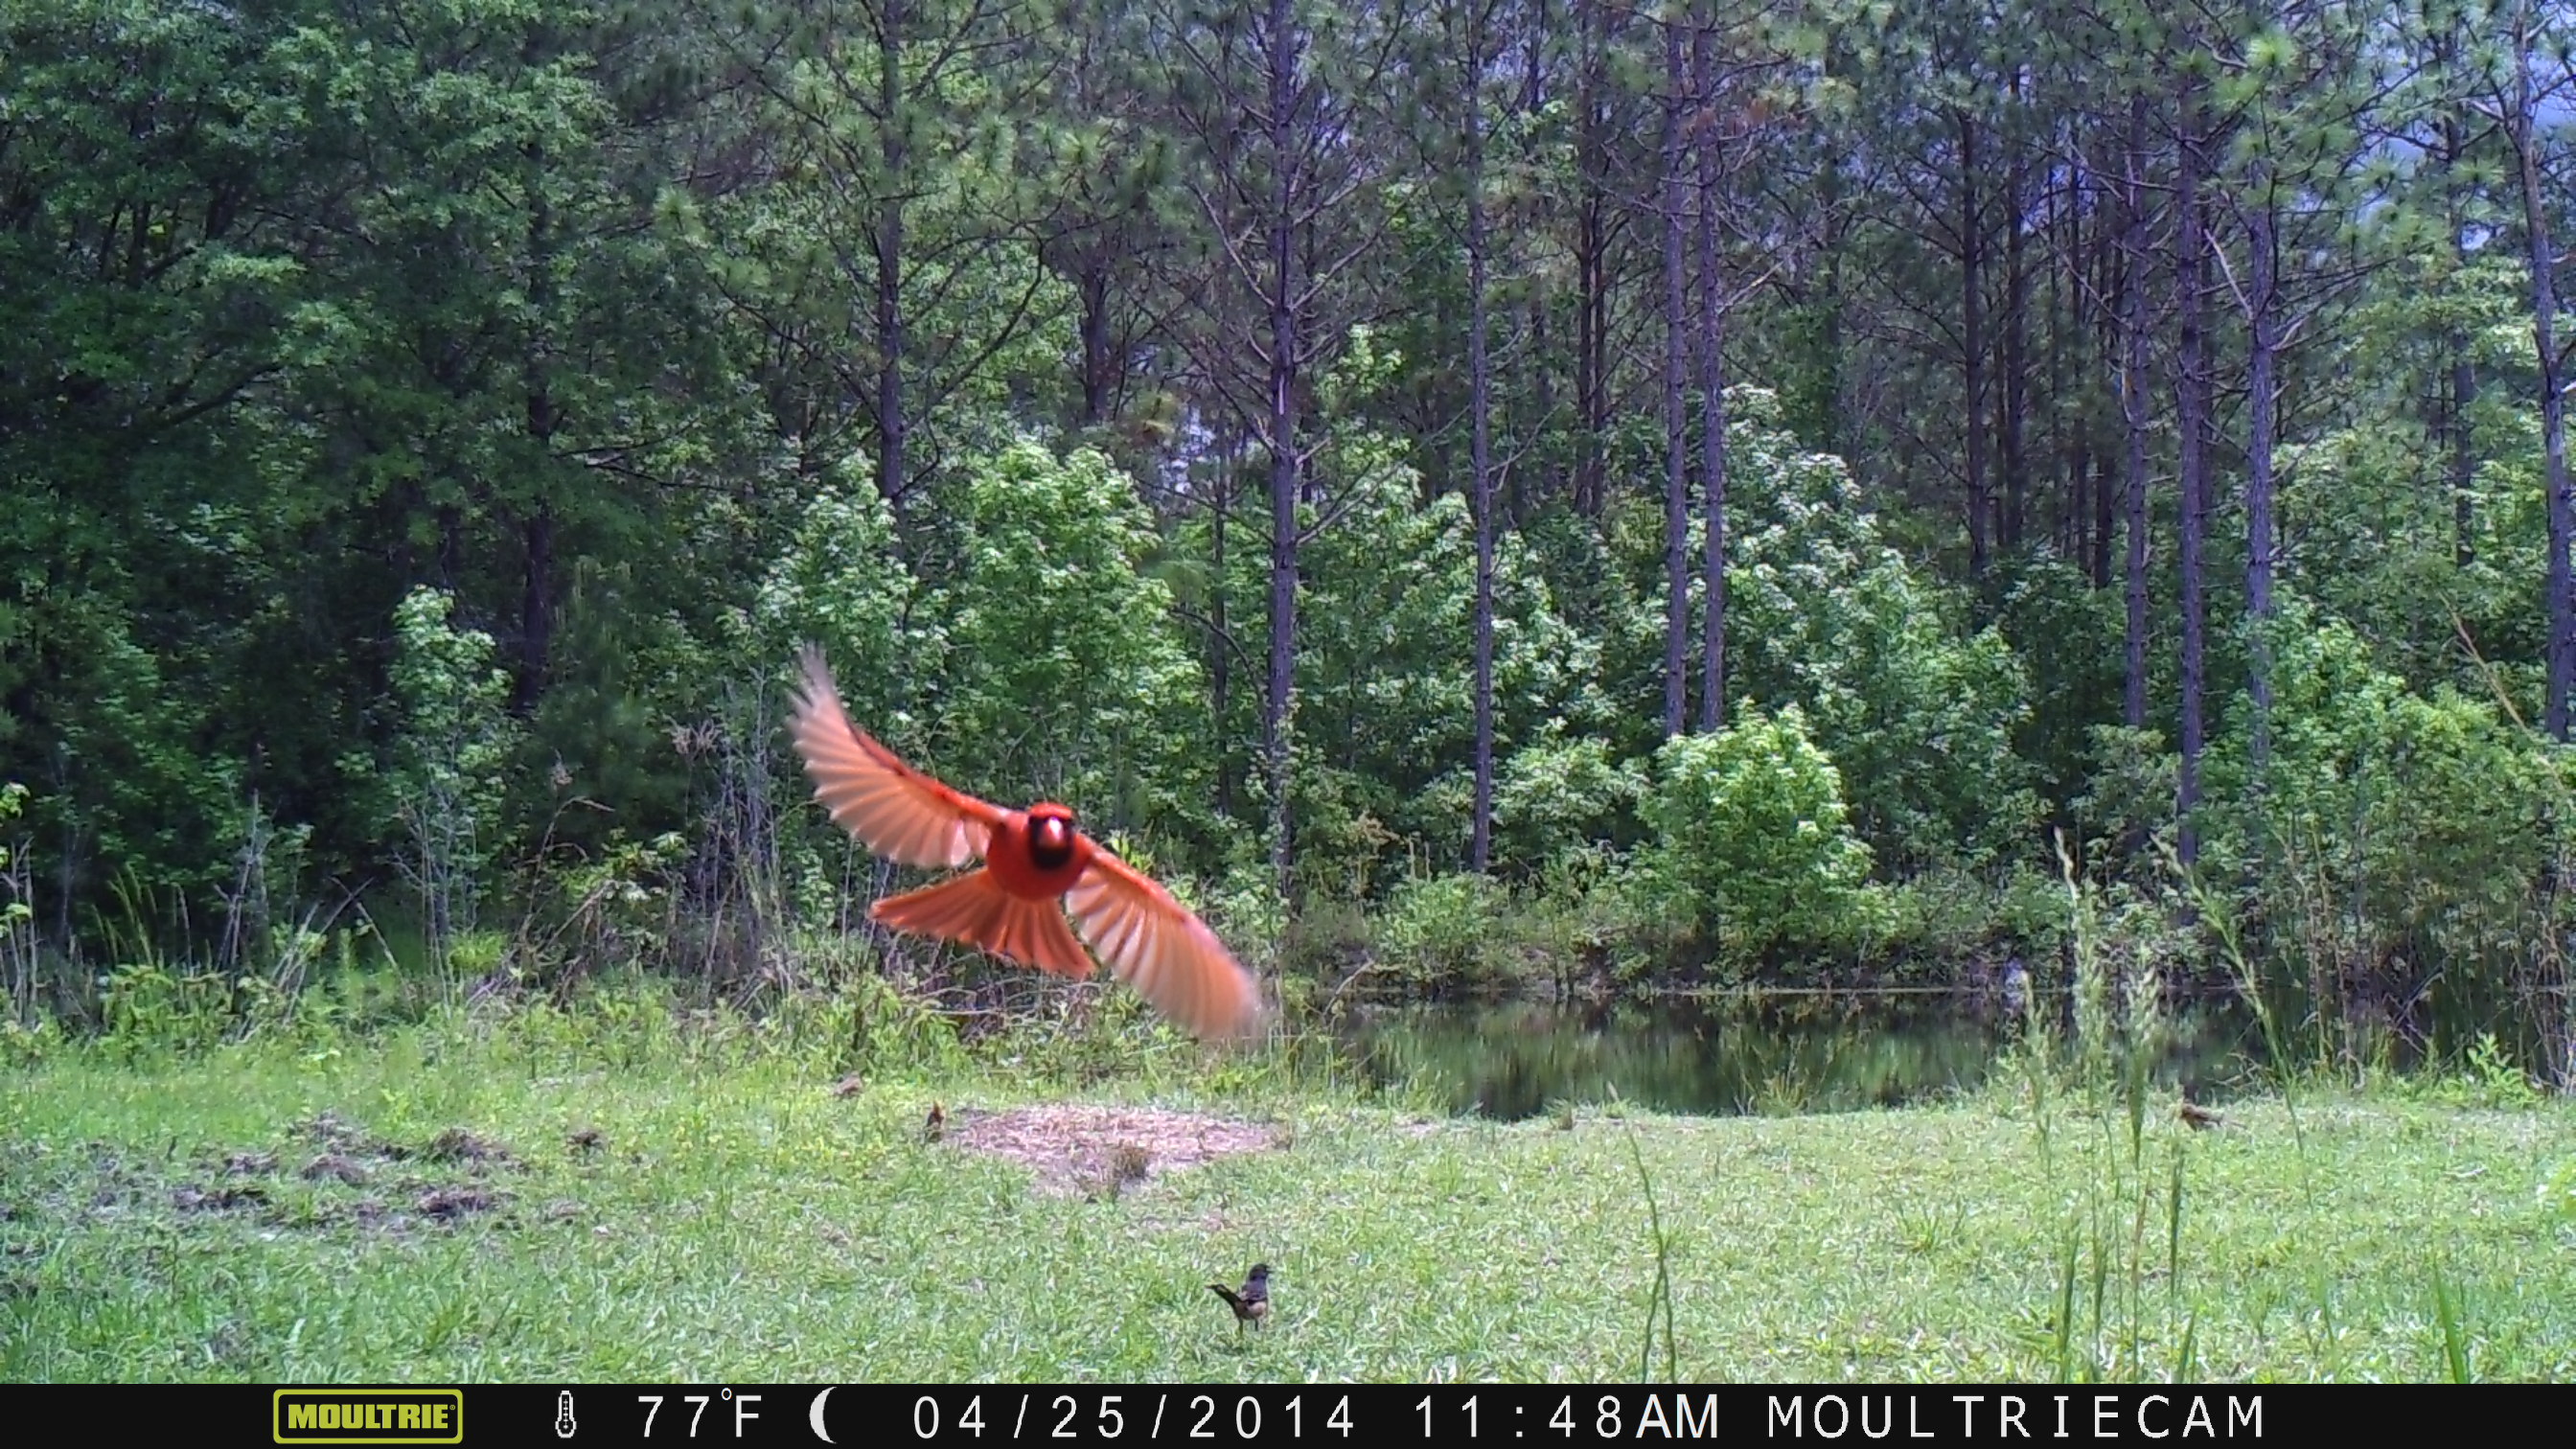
[1332,990,2271,1121]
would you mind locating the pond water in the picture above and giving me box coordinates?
[1326,985,2545,1120]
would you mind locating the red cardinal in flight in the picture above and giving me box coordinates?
[787,646,1265,1042]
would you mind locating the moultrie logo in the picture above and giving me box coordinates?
[272,1389,465,1445]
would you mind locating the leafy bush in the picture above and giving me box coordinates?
[389,586,521,967]
[1601,389,2040,874]
[1374,872,1520,995]
[1492,724,1649,871]
[929,442,1210,839]
[2201,603,2572,1002]
[1635,704,1875,971]
[1874,863,2069,969]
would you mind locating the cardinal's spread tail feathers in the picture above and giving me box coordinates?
[871,869,1096,979]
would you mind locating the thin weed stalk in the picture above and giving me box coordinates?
[1612,1090,1679,1385]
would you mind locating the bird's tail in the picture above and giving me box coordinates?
[1208,1284,1248,1311]
[872,869,1096,979]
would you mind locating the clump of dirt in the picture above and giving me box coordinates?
[172,1183,265,1213]
[415,1185,503,1220]
[291,1115,521,1176]
[302,1153,369,1185]
[130,1114,538,1234]
[423,1128,513,1166]
[1086,1141,1157,1202]
[304,1112,394,1158]
[944,1105,1283,1198]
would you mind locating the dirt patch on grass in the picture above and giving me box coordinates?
[302,1152,370,1185]
[414,1185,504,1220]
[172,1183,266,1213]
[291,1115,522,1177]
[40,1114,545,1237]
[945,1105,1284,1198]
[422,1128,514,1166]
[304,1112,395,1158]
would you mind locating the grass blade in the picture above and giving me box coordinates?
[2430,1268,2472,1384]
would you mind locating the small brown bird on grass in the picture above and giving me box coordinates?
[923,1101,947,1143]
[2177,1100,2225,1131]
[1208,1263,1271,1335]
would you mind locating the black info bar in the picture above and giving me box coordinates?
[0,1382,2499,1447]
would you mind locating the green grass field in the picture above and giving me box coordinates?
[4,999,2573,1383]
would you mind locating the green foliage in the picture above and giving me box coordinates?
[2073,725,2181,860]
[2201,601,2572,1001]
[1492,724,1650,871]
[1,0,2572,1081]
[719,0,1078,472]
[1636,705,1876,970]
[389,587,522,964]
[1873,865,2070,968]
[1373,873,1526,995]
[927,442,1208,838]
[1607,392,2041,874]
[1,782,36,1023]
[752,457,922,730]
[1996,561,2130,813]
[46,624,252,908]
[100,959,239,1060]
[1202,403,1601,891]
[2542,1156,2576,1230]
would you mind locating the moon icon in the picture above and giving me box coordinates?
[809,1387,836,1443]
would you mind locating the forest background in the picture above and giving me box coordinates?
[5,0,2573,1086]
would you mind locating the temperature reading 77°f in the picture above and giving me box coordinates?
[639,1391,763,1438]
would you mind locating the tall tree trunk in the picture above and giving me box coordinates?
[2002,99,2030,553]
[2049,152,2078,566]
[2245,184,2280,780]
[1078,264,1112,427]
[2499,13,2576,1096]
[875,1,909,503]
[2120,97,2151,732]
[518,505,555,715]
[2441,55,2477,564]
[1693,14,1728,734]
[1660,20,1690,740]
[1211,423,1235,822]
[1574,0,1610,518]
[517,144,557,715]
[1514,0,1535,450]
[1960,110,1990,576]
[1504,0,1545,531]
[1263,0,1303,891]
[438,504,465,594]
[2089,193,2117,586]
[2092,451,2115,589]
[1813,125,1847,457]
[2175,90,2211,865]
[2509,18,2574,739]
[2450,330,2478,564]
[1467,15,1497,872]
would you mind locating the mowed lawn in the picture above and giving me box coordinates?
[4,1014,2572,1383]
